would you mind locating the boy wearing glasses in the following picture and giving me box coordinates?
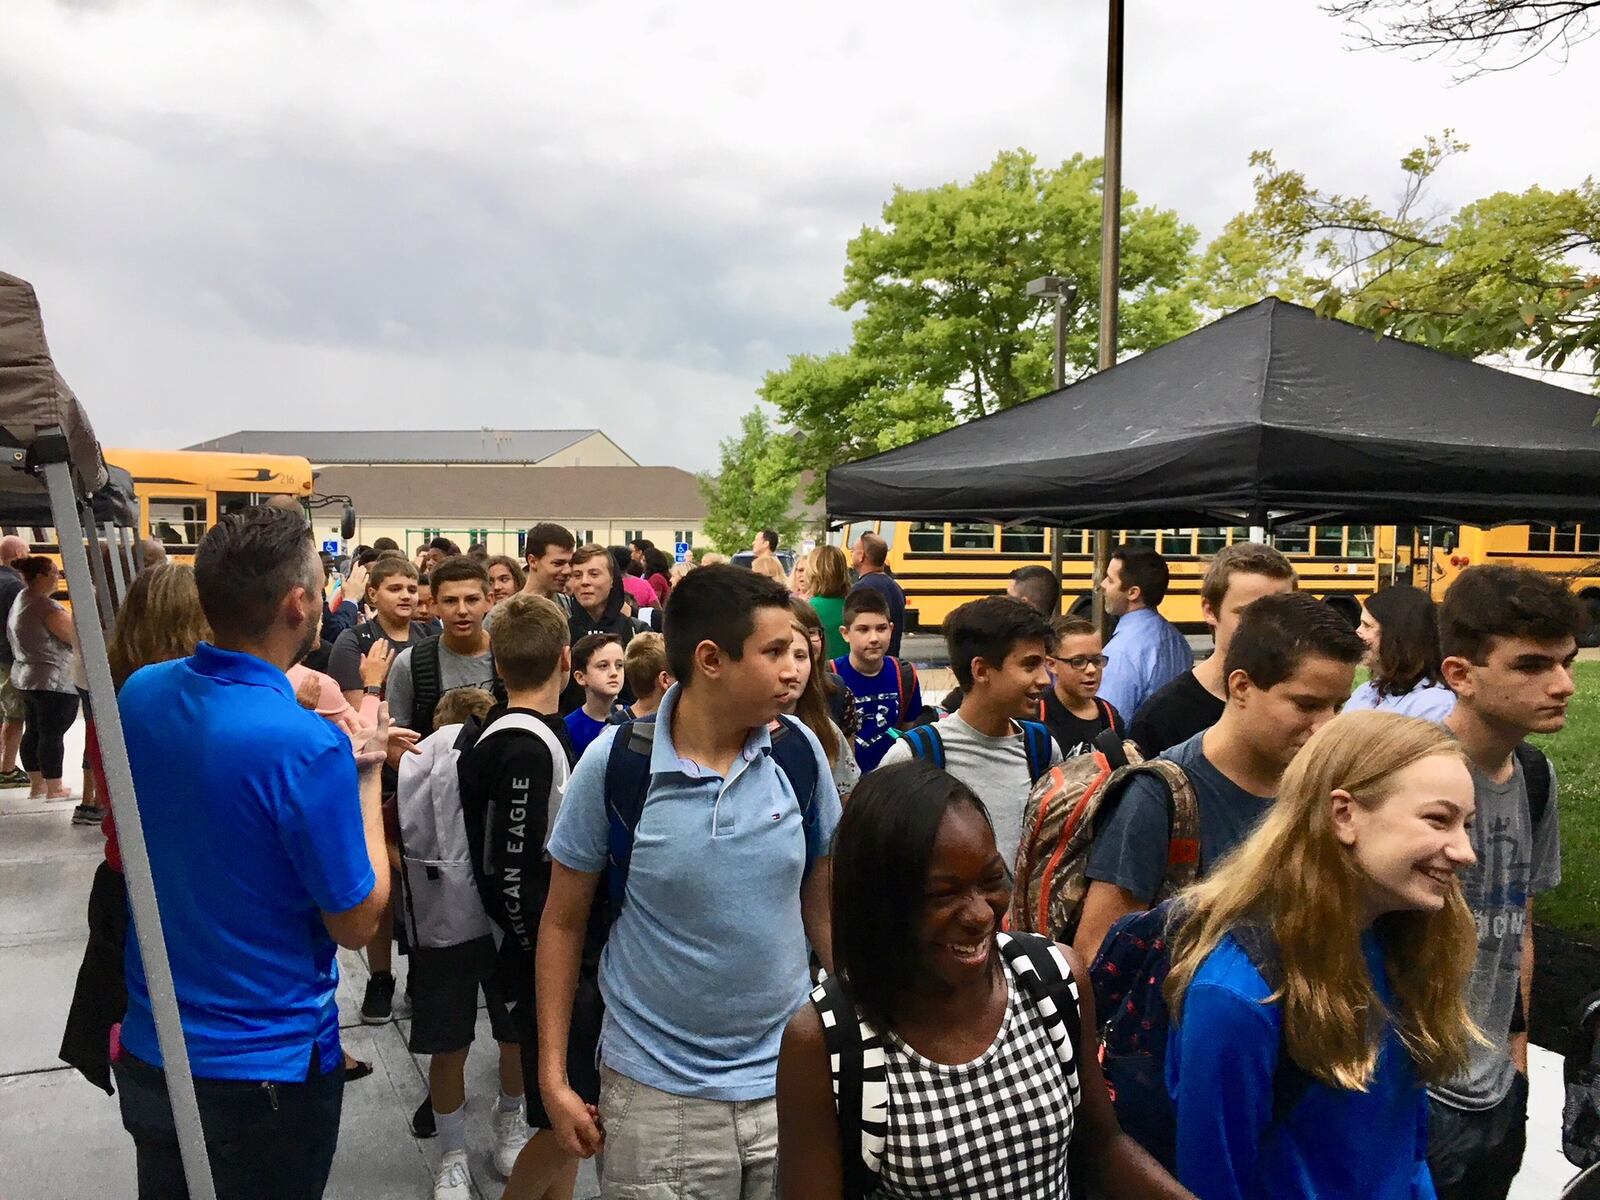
[1040,616,1125,757]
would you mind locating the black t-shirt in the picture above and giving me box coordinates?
[1128,670,1225,759]
[327,620,438,694]
[1040,690,1125,758]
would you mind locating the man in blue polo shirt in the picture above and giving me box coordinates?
[115,505,390,1200]
[535,565,840,1199]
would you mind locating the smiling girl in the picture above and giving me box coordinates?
[1165,710,1481,1200]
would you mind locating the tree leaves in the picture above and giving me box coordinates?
[696,409,809,556]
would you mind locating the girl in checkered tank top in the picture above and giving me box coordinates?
[777,759,1193,1199]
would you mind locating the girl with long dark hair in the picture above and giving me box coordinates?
[1349,586,1456,720]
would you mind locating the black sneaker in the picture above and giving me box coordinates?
[360,972,395,1026]
[412,1094,436,1139]
[71,804,103,826]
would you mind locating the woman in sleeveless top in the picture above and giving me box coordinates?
[777,760,1192,1199]
[8,557,79,801]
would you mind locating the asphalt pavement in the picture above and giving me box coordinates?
[0,722,1577,1198]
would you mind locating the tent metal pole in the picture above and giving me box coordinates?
[80,506,115,636]
[103,520,128,605]
[42,460,218,1200]
[130,526,145,573]
[1091,0,1124,637]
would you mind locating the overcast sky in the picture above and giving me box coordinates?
[3,0,1595,470]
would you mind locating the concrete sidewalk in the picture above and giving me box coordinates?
[0,721,1579,1198]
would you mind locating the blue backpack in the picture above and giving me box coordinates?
[600,715,821,922]
[897,718,1055,785]
[1089,900,1313,1169]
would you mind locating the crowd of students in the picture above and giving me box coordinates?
[53,507,1587,1200]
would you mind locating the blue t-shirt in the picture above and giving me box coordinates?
[565,706,610,762]
[832,654,921,773]
[1168,931,1436,1200]
[120,644,373,1082]
[547,683,842,1101]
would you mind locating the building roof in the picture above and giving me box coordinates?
[185,429,628,465]
[317,465,706,521]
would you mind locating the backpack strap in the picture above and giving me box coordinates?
[810,972,889,1200]
[997,932,1083,1103]
[768,715,820,830]
[899,722,945,770]
[408,636,445,735]
[1514,742,1553,828]
[1019,719,1054,786]
[1229,923,1315,1127]
[1096,697,1117,731]
[890,656,914,720]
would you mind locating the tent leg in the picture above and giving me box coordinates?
[42,459,218,1200]
[80,507,115,636]
[1049,530,1064,616]
[1091,530,1112,636]
[103,520,128,605]
[129,527,145,574]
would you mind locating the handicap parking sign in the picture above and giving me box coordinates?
[322,539,341,555]
[674,541,691,563]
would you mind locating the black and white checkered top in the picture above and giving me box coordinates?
[874,940,1079,1198]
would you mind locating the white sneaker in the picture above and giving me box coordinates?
[492,1104,532,1178]
[432,1149,472,1200]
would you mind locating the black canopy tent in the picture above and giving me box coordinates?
[826,298,1600,529]
[0,271,218,1198]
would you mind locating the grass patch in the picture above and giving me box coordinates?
[1533,660,1600,935]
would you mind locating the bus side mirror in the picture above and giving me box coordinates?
[340,504,357,541]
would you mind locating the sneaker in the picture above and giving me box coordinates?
[0,768,29,788]
[431,1149,472,1200]
[71,805,103,826]
[492,1104,532,1178]
[360,972,395,1025]
[392,982,412,1022]
[412,1095,436,1139]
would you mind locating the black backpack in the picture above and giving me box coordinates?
[407,636,504,735]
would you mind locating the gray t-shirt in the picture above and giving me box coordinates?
[386,640,495,731]
[1431,753,1561,1111]
[1086,730,1272,903]
[879,714,1062,865]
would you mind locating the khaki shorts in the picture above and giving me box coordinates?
[0,676,24,722]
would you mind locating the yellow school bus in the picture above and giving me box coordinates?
[832,520,1600,641]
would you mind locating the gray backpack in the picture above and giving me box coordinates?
[395,712,560,950]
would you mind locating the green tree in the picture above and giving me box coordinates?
[761,149,1202,496]
[1204,133,1600,383]
[697,409,807,556]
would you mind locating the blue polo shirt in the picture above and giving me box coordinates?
[547,683,841,1101]
[120,644,373,1082]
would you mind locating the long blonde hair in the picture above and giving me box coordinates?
[1165,710,1480,1091]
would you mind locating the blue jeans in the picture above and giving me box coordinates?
[114,1052,343,1199]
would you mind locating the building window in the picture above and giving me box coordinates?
[624,529,644,545]
[909,521,945,552]
[949,523,995,551]
[1000,524,1046,554]
[574,530,595,546]
[673,530,694,547]
[148,498,207,548]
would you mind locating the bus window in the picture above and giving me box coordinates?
[1121,530,1158,549]
[1001,524,1046,554]
[1274,524,1310,555]
[1346,525,1376,560]
[908,522,945,553]
[1313,526,1344,558]
[1196,527,1228,557]
[1159,529,1194,556]
[1554,522,1579,554]
[950,523,996,551]
[148,498,207,548]
[1582,526,1600,555]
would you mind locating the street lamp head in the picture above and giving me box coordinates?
[1026,275,1069,298]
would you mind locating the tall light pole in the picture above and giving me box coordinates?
[1027,274,1075,612]
[1091,0,1125,635]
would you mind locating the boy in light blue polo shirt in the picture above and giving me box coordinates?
[536,565,840,1199]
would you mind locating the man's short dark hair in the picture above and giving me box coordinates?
[1111,544,1171,607]
[427,535,459,555]
[371,537,400,553]
[943,595,1054,691]
[664,564,790,685]
[355,549,381,568]
[843,586,891,626]
[194,505,317,640]
[630,538,656,554]
[526,523,575,559]
[1222,592,1365,690]
[1008,565,1060,616]
[429,555,489,594]
[760,529,780,553]
[858,532,889,568]
[1439,565,1588,663]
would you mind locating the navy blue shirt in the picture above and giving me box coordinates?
[120,644,373,1081]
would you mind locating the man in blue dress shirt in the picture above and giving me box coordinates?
[1097,544,1194,719]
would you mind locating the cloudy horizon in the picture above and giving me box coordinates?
[4,0,1594,469]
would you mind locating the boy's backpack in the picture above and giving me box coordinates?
[1515,741,1553,827]
[811,930,1084,1200]
[898,718,1056,787]
[1008,747,1197,944]
[600,714,820,923]
[407,636,505,734]
[1089,901,1313,1170]
[396,712,558,950]
[1564,988,1600,1168]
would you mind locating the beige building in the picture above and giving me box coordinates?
[190,429,707,556]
